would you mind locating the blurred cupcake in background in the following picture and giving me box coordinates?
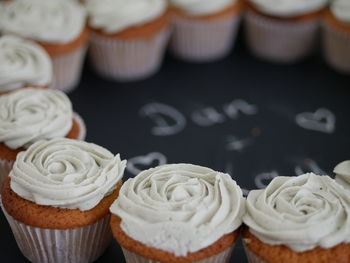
[0,0,88,92]
[110,163,245,263]
[86,0,169,82]
[334,160,350,188]
[1,138,126,263]
[323,0,350,74]
[169,0,243,62]
[245,0,328,63]
[0,35,52,95]
[0,88,86,186]
[243,173,350,263]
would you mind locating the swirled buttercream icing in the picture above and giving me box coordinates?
[335,161,350,189]
[86,0,167,34]
[0,88,73,149]
[0,35,52,92]
[243,173,350,252]
[0,0,86,43]
[110,163,245,256]
[331,0,350,24]
[170,0,236,16]
[248,0,328,17]
[10,138,127,211]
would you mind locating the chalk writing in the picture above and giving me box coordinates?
[226,135,253,151]
[223,99,259,119]
[295,159,326,175]
[295,108,336,134]
[191,107,226,127]
[255,171,279,189]
[126,152,167,176]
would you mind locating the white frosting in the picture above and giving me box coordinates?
[0,0,86,43]
[10,138,126,211]
[0,35,52,92]
[335,161,350,189]
[248,0,328,17]
[86,0,167,34]
[331,0,350,24]
[0,88,73,149]
[243,173,350,252]
[110,163,245,256]
[170,0,236,16]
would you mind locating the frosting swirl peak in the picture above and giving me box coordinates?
[243,173,350,252]
[10,138,127,211]
[110,163,245,256]
[335,160,350,189]
[0,35,52,92]
[331,0,350,24]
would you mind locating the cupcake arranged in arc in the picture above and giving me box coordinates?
[0,0,88,92]
[86,0,170,81]
[323,0,350,74]
[0,35,52,94]
[243,173,350,263]
[169,0,243,62]
[110,163,245,263]
[334,160,350,189]
[0,88,86,185]
[1,138,126,263]
[245,0,328,63]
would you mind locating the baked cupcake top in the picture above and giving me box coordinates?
[243,173,350,252]
[10,138,126,211]
[170,0,236,16]
[0,35,52,92]
[331,0,350,24]
[110,163,245,256]
[0,0,86,44]
[335,161,350,189]
[248,0,328,17]
[86,0,167,34]
[0,88,73,149]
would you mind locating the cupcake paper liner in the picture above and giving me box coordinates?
[245,10,319,63]
[323,22,350,74]
[121,244,235,263]
[243,243,267,263]
[73,112,87,141]
[2,207,112,263]
[52,45,87,93]
[169,14,241,62]
[88,29,170,81]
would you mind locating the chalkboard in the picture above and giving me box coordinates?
[1,32,350,263]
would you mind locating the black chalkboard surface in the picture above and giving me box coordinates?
[1,34,349,262]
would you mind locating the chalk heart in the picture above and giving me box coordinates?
[295,108,336,134]
[127,152,167,176]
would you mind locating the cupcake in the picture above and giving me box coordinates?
[110,163,245,263]
[169,0,243,62]
[0,88,86,186]
[0,0,88,92]
[243,173,350,263]
[0,35,52,94]
[245,0,328,63]
[1,138,126,263]
[86,0,170,81]
[334,160,350,188]
[323,0,350,74]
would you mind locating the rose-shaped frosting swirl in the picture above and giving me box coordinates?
[170,0,236,16]
[0,35,52,92]
[10,138,127,211]
[248,0,328,17]
[0,88,73,149]
[243,173,350,252]
[86,0,167,34]
[335,161,350,189]
[110,163,245,256]
[0,0,86,43]
[331,0,350,24]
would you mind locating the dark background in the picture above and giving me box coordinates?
[1,29,350,262]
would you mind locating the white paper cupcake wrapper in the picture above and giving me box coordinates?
[52,45,87,93]
[170,13,241,62]
[2,207,112,263]
[73,112,87,141]
[322,22,350,74]
[88,29,170,81]
[245,11,319,63]
[121,244,234,263]
[242,242,267,263]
